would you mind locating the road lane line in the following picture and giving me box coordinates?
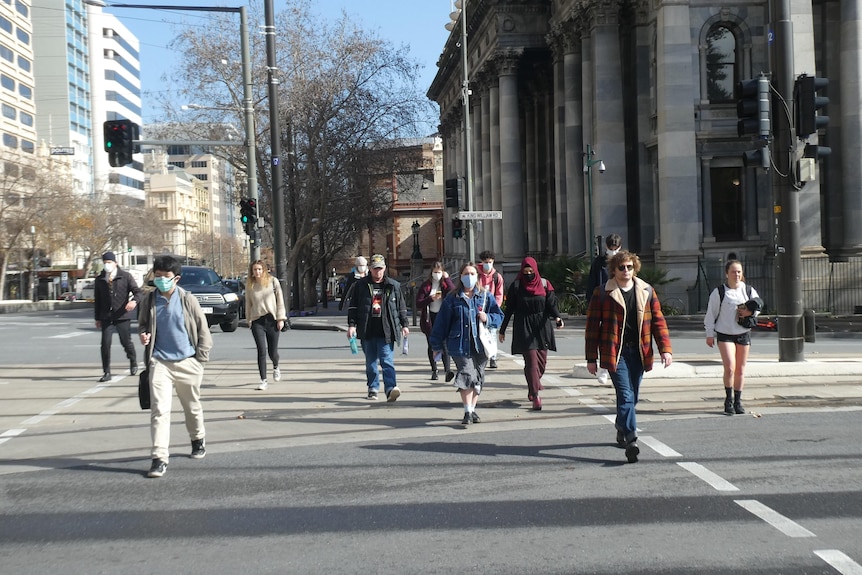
[42,332,90,339]
[678,462,740,491]
[561,387,582,396]
[814,550,862,574]
[639,436,681,458]
[735,500,816,537]
[0,429,26,446]
[21,412,56,425]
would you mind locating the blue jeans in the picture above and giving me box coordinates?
[362,337,397,393]
[610,345,644,443]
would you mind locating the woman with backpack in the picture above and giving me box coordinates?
[245,260,287,390]
[499,256,565,411]
[704,259,762,415]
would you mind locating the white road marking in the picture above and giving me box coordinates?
[0,428,26,445]
[735,500,816,537]
[639,436,682,457]
[678,462,740,491]
[561,387,582,396]
[543,374,563,385]
[814,550,862,574]
[21,412,55,425]
[42,332,90,339]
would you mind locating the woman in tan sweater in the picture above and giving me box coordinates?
[245,260,287,390]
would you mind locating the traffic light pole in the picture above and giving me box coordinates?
[264,0,286,285]
[771,0,804,361]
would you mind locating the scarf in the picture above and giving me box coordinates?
[516,256,551,296]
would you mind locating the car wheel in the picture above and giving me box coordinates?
[220,316,239,332]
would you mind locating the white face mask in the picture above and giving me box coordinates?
[356,265,368,274]
[606,248,620,257]
[103,262,115,274]
[432,272,443,281]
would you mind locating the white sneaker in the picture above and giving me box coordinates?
[257,380,268,390]
[273,367,281,382]
[597,369,609,385]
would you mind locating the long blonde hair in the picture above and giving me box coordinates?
[247,259,273,287]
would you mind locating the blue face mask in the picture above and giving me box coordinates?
[154,276,175,293]
[461,274,477,289]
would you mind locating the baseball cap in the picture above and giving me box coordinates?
[102,251,116,262]
[369,254,386,269]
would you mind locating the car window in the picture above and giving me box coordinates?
[178,268,221,287]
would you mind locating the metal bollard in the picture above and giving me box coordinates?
[803,309,816,343]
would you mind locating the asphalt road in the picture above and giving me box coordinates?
[1,307,861,573]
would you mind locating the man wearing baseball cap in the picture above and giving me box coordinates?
[346,254,409,401]
[93,251,142,382]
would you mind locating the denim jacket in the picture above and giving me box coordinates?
[429,288,503,358]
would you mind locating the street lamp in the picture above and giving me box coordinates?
[583,144,605,258]
[84,1,259,263]
[30,225,37,302]
[446,0,475,263]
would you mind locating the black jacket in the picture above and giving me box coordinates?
[347,275,408,342]
[94,267,142,322]
[500,281,561,354]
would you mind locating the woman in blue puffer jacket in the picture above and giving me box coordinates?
[430,262,503,426]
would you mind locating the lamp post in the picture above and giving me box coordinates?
[411,220,424,279]
[30,226,37,302]
[85,1,259,264]
[583,144,605,258]
[446,0,475,263]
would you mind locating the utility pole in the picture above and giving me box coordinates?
[770,0,804,361]
[264,0,287,287]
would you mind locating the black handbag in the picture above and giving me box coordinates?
[138,369,150,410]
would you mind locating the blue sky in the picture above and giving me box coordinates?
[110,0,453,125]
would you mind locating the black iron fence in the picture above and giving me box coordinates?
[689,256,862,315]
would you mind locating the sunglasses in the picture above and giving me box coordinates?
[618,264,634,271]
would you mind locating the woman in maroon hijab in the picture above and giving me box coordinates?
[499,257,564,410]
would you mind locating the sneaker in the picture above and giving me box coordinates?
[445,371,455,382]
[386,387,401,402]
[625,440,640,463]
[724,398,734,415]
[257,380,269,391]
[616,429,626,448]
[431,371,439,381]
[273,367,281,382]
[488,358,497,369]
[190,438,206,459]
[367,390,378,400]
[734,402,746,415]
[99,372,112,382]
[471,411,481,424]
[147,459,167,478]
[461,413,471,425]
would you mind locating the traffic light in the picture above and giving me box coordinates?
[445,177,461,208]
[795,74,829,140]
[742,141,770,169]
[736,75,770,138]
[239,197,258,236]
[451,217,463,239]
[103,119,139,167]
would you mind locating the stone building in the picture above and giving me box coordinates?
[429,0,856,312]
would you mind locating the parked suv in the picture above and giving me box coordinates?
[144,265,240,332]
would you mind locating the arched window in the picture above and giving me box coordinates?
[706,25,736,103]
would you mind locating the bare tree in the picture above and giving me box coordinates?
[157,0,434,309]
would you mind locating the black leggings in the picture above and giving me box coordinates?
[425,311,451,373]
[251,314,280,379]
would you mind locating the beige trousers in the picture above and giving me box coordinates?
[149,356,205,461]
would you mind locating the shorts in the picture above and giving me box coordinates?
[716,331,751,346]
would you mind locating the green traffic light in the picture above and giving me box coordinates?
[241,215,249,223]
[106,142,113,148]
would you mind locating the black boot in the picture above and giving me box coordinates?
[733,390,745,414]
[724,388,734,415]
[130,359,138,376]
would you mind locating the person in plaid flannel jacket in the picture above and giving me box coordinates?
[585,251,673,464]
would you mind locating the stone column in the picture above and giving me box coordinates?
[498,50,525,258]
[564,24,585,255]
[480,77,493,254]
[525,88,538,252]
[653,0,700,255]
[489,71,503,257]
[839,0,862,251]
[548,27,568,254]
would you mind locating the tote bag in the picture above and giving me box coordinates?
[478,292,497,358]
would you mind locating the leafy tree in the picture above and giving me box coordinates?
[157,0,434,309]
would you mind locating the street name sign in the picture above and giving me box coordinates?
[50,147,75,155]
[457,211,503,220]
